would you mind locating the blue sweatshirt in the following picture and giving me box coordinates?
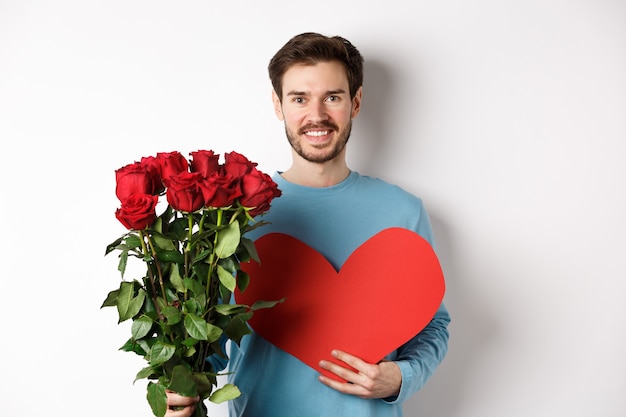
[222,171,450,417]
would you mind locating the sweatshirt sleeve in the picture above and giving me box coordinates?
[383,197,450,404]
[384,302,450,404]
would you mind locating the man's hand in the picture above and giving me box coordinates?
[318,350,402,399]
[165,390,199,417]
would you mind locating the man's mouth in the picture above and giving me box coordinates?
[305,130,331,137]
[299,122,338,137]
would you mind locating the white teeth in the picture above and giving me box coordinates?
[306,131,329,137]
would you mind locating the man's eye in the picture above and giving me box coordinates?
[326,96,339,102]
[293,97,305,103]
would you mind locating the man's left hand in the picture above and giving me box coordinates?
[318,350,402,399]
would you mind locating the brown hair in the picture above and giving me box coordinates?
[268,32,364,101]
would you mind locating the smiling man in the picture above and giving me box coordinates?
[277,60,357,167]
[166,32,451,417]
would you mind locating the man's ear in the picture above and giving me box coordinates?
[351,86,363,119]
[272,89,284,121]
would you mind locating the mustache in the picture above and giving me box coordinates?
[298,121,338,135]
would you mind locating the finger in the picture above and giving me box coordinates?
[318,372,366,397]
[165,405,196,417]
[319,359,360,384]
[165,390,200,416]
[166,390,199,405]
[330,350,369,373]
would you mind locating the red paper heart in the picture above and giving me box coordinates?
[235,227,445,381]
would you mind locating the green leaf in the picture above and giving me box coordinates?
[168,365,197,397]
[219,285,231,304]
[182,337,199,349]
[215,220,240,259]
[193,373,215,399]
[156,249,185,264]
[119,338,147,356]
[152,215,165,233]
[100,289,119,308]
[183,314,221,342]
[152,233,177,251]
[192,248,212,264]
[214,304,249,316]
[251,298,285,311]
[147,381,168,417]
[117,250,128,276]
[236,270,250,293]
[136,339,151,355]
[184,277,204,298]
[241,237,260,263]
[209,383,240,404]
[116,281,146,322]
[237,311,253,322]
[131,315,153,340]
[205,323,223,343]
[162,306,182,325]
[224,315,252,346]
[105,237,123,256]
[135,365,158,382]
[218,257,237,274]
[125,234,143,250]
[169,216,189,241]
[156,297,169,314]
[184,314,208,340]
[150,341,176,365]
[169,263,185,293]
[191,262,209,284]
[217,265,236,292]
[184,298,202,316]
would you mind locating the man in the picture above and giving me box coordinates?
[167,32,450,417]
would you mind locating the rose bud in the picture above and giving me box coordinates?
[190,150,221,179]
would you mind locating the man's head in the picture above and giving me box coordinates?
[268,33,364,166]
[268,32,364,103]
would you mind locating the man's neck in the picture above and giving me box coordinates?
[282,157,350,188]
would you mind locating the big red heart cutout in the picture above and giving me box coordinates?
[235,227,445,381]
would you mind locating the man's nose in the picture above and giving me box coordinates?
[307,100,328,122]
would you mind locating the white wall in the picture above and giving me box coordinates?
[1,1,624,416]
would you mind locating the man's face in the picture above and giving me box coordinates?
[273,61,362,164]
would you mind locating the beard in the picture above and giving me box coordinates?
[285,120,352,164]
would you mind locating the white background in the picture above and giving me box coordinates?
[1,1,624,416]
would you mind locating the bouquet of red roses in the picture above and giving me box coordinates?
[102,150,281,417]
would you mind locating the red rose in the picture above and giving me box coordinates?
[115,193,159,230]
[165,171,205,213]
[139,155,166,193]
[199,173,243,208]
[156,151,189,186]
[240,168,281,216]
[223,151,257,179]
[115,161,161,202]
[190,150,220,178]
